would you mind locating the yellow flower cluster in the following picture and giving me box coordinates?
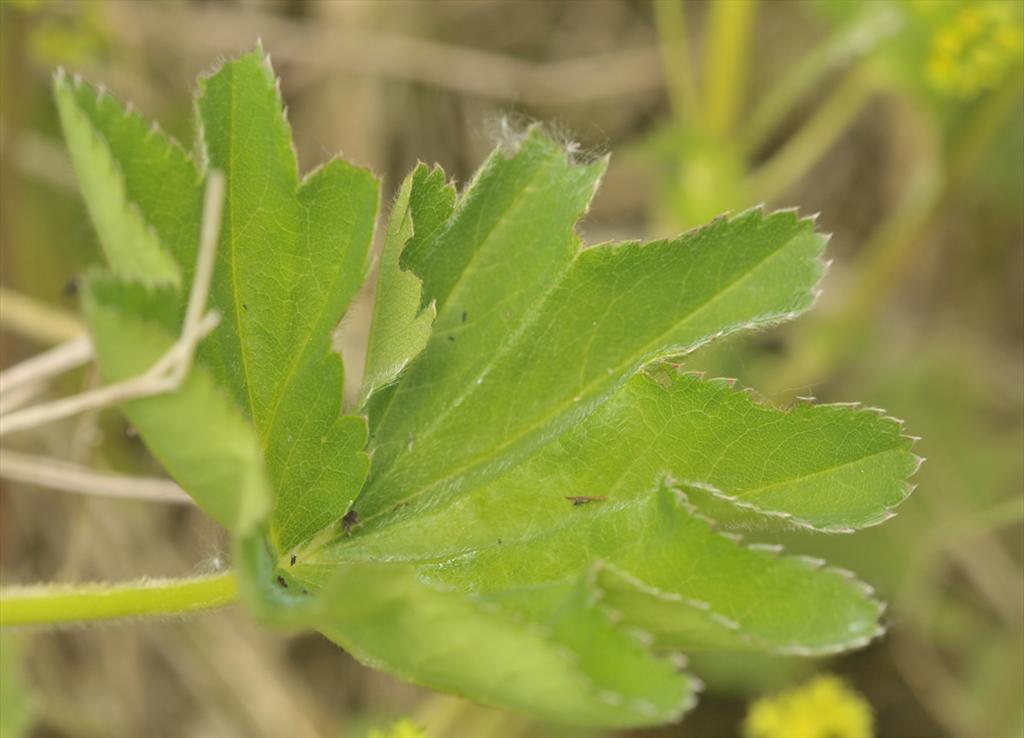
[368,718,428,738]
[743,674,874,738]
[926,3,1023,98]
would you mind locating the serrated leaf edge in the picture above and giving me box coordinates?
[647,365,924,532]
[54,68,185,289]
[359,206,828,530]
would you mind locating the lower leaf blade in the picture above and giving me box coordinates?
[301,562,695,728]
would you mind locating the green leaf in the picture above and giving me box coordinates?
[361,164,454,404]
[54,50,922,730]
[332,370,917,568]
[359,184,825,528]
[54,69,187,288]
[298,563,694,727]
[57,50,379,553]
[194,50,378,552]
[57,70,271,538]
[83,277,271,536]
[312,479,881,656]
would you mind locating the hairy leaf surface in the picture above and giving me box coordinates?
[57,50,377,551]
[311,564,693,727]
[360,179,826,529]
[55,48,922,730]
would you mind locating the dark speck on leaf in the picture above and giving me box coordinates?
[243,303,248,311]
[448,335,456,342]
[566,495,607,507]
[63,278,79,298]
[462,311,468,323]
[498,538,502,545]
[289,554,296,566]
[342,509,359,532]
[276,575,288,588]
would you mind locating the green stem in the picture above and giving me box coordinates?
[703,0,757,138]
[0,571,238,626]
[764,72,1022,393]
[653,0,699,125]
[740,3,902,155]
[745,67,876,202]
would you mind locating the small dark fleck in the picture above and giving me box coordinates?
[461,311,468,323]
[289,554,296,566]
[276,575,288,588]
[342,509,360,532]
[497,538,502,545]
[756,335,787,356]
[302,589,309,595]
[566,495,608,507]
[62,277,80,298]
[242,303,248,311]
[447,335,456,342]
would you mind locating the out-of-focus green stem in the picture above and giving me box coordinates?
[653,0,699,125]
[766,73,1023,394]
[746,67,877,202]
[703,0,757,138]
[0,571,237,626]
[741,3,903,154]
[936,497,1024,545]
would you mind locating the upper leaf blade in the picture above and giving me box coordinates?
[360,199,826,529]
[194,49,379,552]
[365,130,606,477]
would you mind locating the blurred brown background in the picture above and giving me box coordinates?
[1,1,1021,736]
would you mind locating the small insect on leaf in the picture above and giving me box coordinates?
[565,495,608,507]
[342,509,360,533]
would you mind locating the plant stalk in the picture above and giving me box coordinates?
[703,0,757,138]
[653,0,699,125]
[0,571,238,626]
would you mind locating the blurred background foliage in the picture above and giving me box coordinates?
[0,1,1020,737]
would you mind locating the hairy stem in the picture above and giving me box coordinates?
[0,571,238,626]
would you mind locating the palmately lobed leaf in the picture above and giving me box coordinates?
[194,50,378,553]
[312,563,695,727]
[58,49,378,555]
[357,196,828,531]
[55,46,922,729]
